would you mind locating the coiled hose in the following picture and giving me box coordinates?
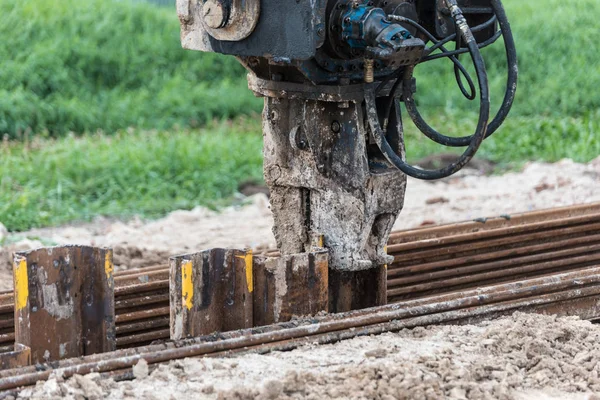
[367,0,491,180]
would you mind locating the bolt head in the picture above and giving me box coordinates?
[202,0,228,29]
[331,121,342,133]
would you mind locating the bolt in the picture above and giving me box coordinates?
[331,121,342,133]
[364,58,374,83]
[266,165,282,182]
[202,0,228,29]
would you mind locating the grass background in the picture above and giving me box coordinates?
[0,0,255,138]
[1,0,599,231]
[1,120,264,231]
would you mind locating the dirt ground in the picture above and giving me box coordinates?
[17,312,600,400]
[4,157,600,399]
[2,158,600,290]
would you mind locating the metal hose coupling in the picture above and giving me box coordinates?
[444,0,476,45]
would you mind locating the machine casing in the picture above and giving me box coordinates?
[177,0,326,60]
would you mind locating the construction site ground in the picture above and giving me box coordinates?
[4,157,600,399]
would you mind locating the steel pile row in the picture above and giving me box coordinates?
[2,265,600,392]
[0,203,599,352]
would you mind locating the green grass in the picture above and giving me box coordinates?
[403,110,600,166]
[3,109,597,232]
[413,0,600,118]
[1,0,599,231]
[0,0,259,138]
[0,119,264,231]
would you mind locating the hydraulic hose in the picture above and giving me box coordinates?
[367,0,490,180]
[404,0,518,147]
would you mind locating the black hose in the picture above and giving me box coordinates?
[453,22,476,100]
[378,13,500,97]
[388,15,477,99]
[422,30,502,61]
[425,15,498,54]
[404,0,518,147]
[368,0,490,180]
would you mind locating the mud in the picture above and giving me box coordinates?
[18,313,600,399]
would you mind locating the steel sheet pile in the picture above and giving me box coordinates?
[1,203,600,392]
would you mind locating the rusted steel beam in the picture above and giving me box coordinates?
[387,202,600,245]
[170,249,254,340]
[388,233,600,278]
[114,293,170,311]
[13,246,116,364]
[0,334,14,346]
[114,280,169,296]
[253,250,329,326]
[115,317,170,336]
[0,295,12,310]
[328,266,387,313]
[1,267,600,391]
[388,251,600,299]
[0,203,596,359]
[0,344,30,371]
[117,329,171,348]
[388,213,600,253]
[388,221,600,264]
[114,268,169,286]
[116,264,169,276]
[116,307,170,324]
[0,318,13,331]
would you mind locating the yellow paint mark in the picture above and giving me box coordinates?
[182,260,194,310]
[104,252,114,281]
[237,250,253,293]
[14,259,29,311]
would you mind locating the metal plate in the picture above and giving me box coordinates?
[178,0,327,60]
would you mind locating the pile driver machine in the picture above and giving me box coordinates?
[176,0,517,312]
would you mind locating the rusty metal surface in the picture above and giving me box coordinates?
[2,266,600,392]
[253,250,329,326]
[114,268,169,286]
[0,203,598,368]
[388,204,600,247]
[13,246,116,364]
[328,265,387,313]
[0,344,30,371]
[386,210,600,302]
[170,249,253,340]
